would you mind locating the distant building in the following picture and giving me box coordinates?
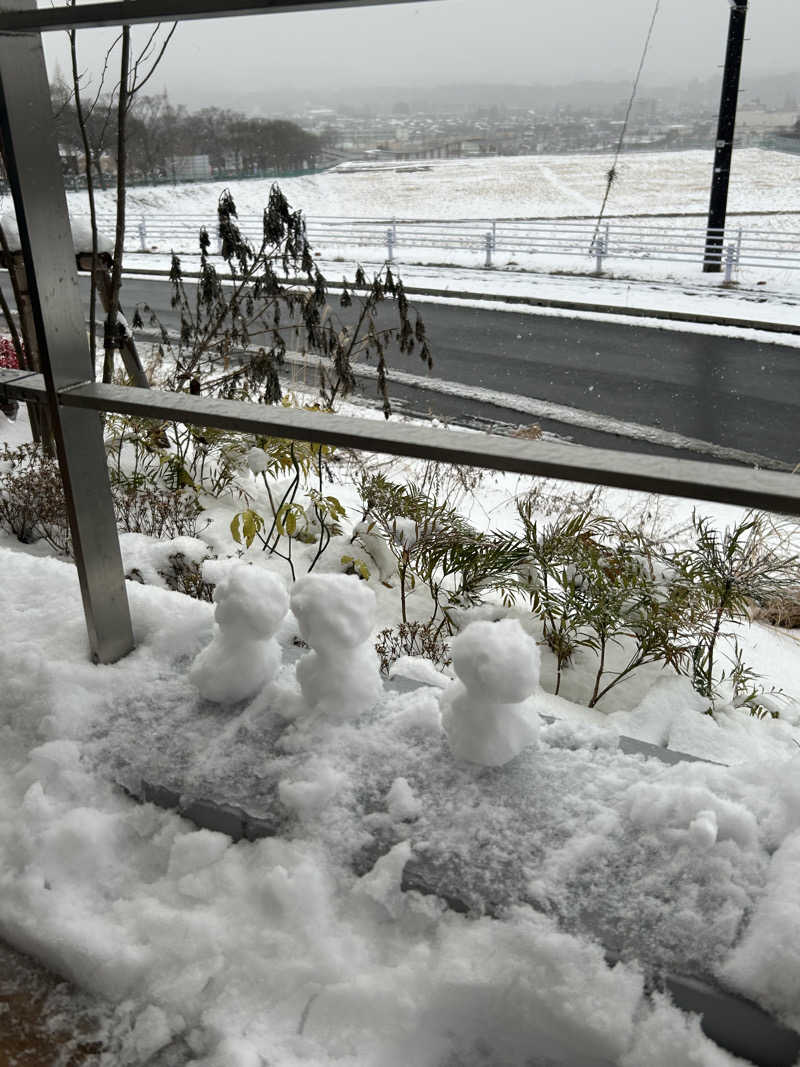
[734,110,799,146]
[168,155,212,182]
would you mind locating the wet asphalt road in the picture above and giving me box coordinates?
[6,270,794,465]
[106,273,800,466]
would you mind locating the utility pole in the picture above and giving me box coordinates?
[704,0,748,272]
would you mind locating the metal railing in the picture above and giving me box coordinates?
[1,0,800,671]
[95,211,800,276]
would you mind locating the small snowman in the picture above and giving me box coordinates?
[290,572,382,720]
[441,618,540,767]
[190,565,289,704]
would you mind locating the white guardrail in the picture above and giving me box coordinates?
[92,213,800,279]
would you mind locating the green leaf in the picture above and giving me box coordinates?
[230,509,264,548]
[341,555,370,580]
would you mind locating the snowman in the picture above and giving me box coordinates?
[441,618,540,766]
[190,565,289,704]
[290,572,382,720]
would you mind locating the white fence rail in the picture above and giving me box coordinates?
[92,213,800,277]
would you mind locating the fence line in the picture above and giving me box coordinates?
[86,212,800,277]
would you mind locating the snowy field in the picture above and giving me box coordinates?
[67,148,800,222]
[3,390,800,1065]
[53,147,800,293]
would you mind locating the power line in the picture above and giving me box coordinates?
[591,0,661,250]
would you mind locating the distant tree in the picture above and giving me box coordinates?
[127,93,189,180]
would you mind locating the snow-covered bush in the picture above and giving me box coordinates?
[105,408,247,500]
[291,572,382,720]
[375,620,452,675]
[157,550,216,602]
[441,618,540,766]
[506,500,705,708]
[190,564,289,704]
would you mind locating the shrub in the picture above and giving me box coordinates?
[375,621,452,676]
[111,474,209,540]
[0,444,210,555]
[134,185,429,419]
[0,337,20,369]
[0,443,71,553]
[682,512,800,708]
[158,551,216,602]
[0,338,21,419]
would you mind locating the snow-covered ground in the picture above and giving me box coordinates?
[48,146,800,295]
[3,388,800,1065]
[69,148,800,221]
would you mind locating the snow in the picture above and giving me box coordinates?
[70,148,800,224]
[722,829,800,1030]
[189,564,288,704]
[291,572,383,721]
[5,205,800,1058]
[385,777,422,822]
[53,146,800,301]
[3,518,800,1062]
[0,210,114,255]
[441,618,541,766]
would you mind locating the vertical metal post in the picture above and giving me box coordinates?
[386,226,394,263]
[138,217,147,251]
[484,232,493,269]
[704,0,748,272]
[724,242,736,283]
[0,2,134,663]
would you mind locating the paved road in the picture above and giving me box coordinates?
[12,272,796,466]
[111,274,800,466]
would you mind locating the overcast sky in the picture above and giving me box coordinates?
[44,0,800,108]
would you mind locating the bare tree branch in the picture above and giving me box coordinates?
[128,23,177,103]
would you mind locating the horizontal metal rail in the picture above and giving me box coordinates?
[4,370,800,516]
[0,0,434,32]
[97,211,800,272]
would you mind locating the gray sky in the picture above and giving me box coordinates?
[44,0,800,108]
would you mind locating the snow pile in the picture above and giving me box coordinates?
[441,618,540,766]
[722,829,800,1029]
[0,211,114,255]
[290,572,383,720]
[2,545,800,1064]
[190,564,288,703]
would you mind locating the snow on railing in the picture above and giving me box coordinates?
[86,212,800,276]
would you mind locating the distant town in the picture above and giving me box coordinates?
[300,96,800,168]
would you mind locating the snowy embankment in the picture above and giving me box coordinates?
[72,148,800,222]
[3,396,800,1065]
[58,146,800,295]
